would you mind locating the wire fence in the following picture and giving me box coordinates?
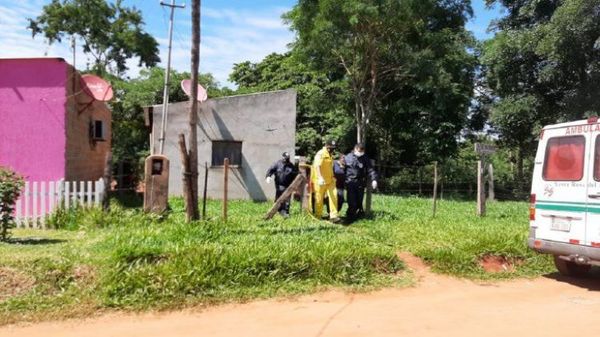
[374,162,531,201]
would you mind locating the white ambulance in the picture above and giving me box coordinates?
[529,117,600,276]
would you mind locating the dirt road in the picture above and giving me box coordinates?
[3,254,600,337]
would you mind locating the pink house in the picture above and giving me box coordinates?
[0,58,112,182]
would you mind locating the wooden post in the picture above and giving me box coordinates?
[299,161,310,211]
[432,161,438,217]
[102,152,112,211]
[488,163,495,202]
[264,175,306,220]
[365,159,375,215]
[477,160,486,216]
[179,134,194,221]
[223,158,229,222]
[202,162,208,219]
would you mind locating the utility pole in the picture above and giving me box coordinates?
[158,0,185,155]
[187,0,201,220]
[143,0,184,215]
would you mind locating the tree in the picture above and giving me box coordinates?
[284,0,476,169]
[481,0,600,179]
[285,0,475,150]
[28,0,160,75]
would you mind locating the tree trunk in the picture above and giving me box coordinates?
[516,146,524,181]
[182,0,200,221]
[356,107,368,144]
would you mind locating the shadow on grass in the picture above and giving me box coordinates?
[543,267,600,291]
[231,225,343,236]
[7,237,67,245]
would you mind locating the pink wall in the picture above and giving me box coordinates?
[0,58,67,181]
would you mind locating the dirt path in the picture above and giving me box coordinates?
[3,254,600,337]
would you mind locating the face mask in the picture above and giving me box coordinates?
[354,151,364,157]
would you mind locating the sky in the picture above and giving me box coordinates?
[0,0,503,88]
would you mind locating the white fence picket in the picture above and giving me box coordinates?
[87,181,93,207]
[15,195,22,228]
[23,182,30,228]
[40,182,46,229]
[49,181,55,215]
[94,180,101,207]
[14,179,106,228]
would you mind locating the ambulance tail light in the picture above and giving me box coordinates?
[529,194,536,221]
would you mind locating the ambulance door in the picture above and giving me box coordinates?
[535,129,588,245]
[585,132,600,247]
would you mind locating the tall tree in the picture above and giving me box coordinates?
[285,0,475,150]
[28,0,160,75]
[482,0,600,178]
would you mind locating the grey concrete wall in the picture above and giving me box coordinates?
[151,89,296,201]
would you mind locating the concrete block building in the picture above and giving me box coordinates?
[146,89,296,201]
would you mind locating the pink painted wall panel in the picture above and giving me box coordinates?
[0,58,67,181]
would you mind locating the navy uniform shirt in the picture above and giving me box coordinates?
[344,153,377,187]
[266,159,298,187]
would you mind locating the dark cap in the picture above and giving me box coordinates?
[282,152,290,159]
[355,143,365,150]
[325,139,337,148]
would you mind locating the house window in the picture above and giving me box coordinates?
[212,141,242,167]
[543,136,585,181]
[90,120,106,141]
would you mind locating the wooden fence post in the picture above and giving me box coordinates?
[223,158,229,222]
[102,152,112,211]
[488,163,495,202]
[365,159,375,215]
[202,162,208,219]
[299,161,310,212]
[432,161,438,217]
[264,175,306,220]
[477,160,486,216]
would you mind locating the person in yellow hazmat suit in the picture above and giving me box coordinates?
[311,139,341,223]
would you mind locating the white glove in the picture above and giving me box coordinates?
[372,181,378,190]
[317,177,326,186]
[266,176,272,184]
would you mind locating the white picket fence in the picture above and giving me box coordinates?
[14,179,107,229]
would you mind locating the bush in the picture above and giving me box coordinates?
[0,167,24,241]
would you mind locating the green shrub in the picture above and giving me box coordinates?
[0,167,24,241]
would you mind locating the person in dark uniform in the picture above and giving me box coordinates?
[266,152,298,218]
[326,154,346,215]
[344,143,378,222]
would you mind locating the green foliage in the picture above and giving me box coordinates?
[284,0,477,163]
[481,0,600,179]
[0,196,552,324]
[28,0,160,75]
[0,167,24,241]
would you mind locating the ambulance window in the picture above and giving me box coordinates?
[594,136,600,181]
[543,136,585,181]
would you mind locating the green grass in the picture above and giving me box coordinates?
[0,195,553,325]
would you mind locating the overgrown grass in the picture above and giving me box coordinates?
[0,195,553,325]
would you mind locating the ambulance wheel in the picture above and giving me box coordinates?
[553,255,590,277]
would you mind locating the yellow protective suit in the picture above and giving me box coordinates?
[311,147,338,219]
